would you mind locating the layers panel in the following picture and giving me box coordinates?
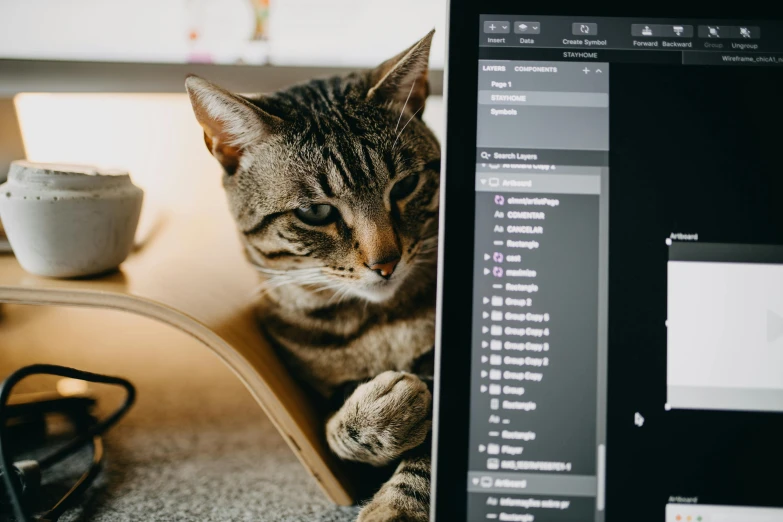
[466,60,609,522]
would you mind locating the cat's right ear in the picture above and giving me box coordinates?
[366,29,434,117]
[185,75,281,175]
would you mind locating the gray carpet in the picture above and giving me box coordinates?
[56,424,360,522]
[0,304,362,521]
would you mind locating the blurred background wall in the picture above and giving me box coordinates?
[0,0,447,218]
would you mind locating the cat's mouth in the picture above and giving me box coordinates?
[352,273,404,302]
[354,285,399,303]
[348,261,414,303]
[349,244,437,303]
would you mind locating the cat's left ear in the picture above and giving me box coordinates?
[185,75,281,175]
[366,29,434,117]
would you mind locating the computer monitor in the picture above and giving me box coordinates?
[433,2,783,521]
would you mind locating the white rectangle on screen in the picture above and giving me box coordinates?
[667,260,783,413]
[666,503,783,522]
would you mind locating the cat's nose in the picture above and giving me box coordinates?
[368,256,400,279]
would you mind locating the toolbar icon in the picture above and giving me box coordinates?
[728,25,760,39]
[660,24,693,37]
[514,21,541,34]
[632,24,661,37]
[698,25,722,38]
[483,21,510,34]
[573,22,598,36]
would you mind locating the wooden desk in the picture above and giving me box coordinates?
[0,206,355,506]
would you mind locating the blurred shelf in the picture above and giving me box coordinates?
[0,208,355,506]
[0,59,443,97]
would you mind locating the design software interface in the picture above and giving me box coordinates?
[468,15,783,522]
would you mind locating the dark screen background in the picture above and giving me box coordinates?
[606,63,783,519]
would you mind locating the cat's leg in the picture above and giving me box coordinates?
[357,452,431,522]
[326,370,431,467]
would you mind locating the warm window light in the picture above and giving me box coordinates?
[13,93,225,216]
[13,92,443,216]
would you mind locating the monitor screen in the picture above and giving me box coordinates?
[468,14,783,521]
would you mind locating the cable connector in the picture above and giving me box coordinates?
[0,459,41,507]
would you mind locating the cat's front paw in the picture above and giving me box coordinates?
[327,371,431,466]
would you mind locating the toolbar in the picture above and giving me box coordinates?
[479,15,783,54]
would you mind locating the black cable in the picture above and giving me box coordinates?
[40,436,104,522]
[0,364,136,522]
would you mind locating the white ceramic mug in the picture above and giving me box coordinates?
[0,161,144,278]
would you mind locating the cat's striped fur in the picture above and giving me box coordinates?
[186,31,439,521]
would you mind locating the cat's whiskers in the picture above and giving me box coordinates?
[337,285,353,303]
[409,235,439,258]
[394,79,417,134]
[311,283,348,294]
[392,107,422,150]
[327,288,342,305]
[408,260,437,283]
[251,264,325,275]
[253,267,335,297]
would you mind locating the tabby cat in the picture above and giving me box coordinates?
[186,31,440,521]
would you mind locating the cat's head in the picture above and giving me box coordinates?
[186,31,440,304]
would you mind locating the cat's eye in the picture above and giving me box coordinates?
[390,174,420,201]
[294,204,337,226]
